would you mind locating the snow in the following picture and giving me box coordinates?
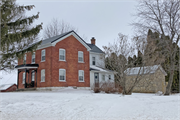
[90,65,113,73]
[0,84,15,90]
[0,88,179,120]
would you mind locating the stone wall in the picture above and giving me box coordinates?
[125,68,166,93]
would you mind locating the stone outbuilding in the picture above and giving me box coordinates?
[125,65,167,93]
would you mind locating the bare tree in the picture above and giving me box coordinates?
[132,0,180,95]
[103,33,158,95]
[43,18,78,39]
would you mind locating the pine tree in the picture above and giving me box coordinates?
[0,0,42,71]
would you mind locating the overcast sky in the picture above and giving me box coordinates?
[17,0,138,50]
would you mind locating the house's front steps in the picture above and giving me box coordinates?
[16,88,36,92]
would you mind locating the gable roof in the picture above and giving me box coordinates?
[125,65,167,76]
[87,43,104,54]
[37,30,91,51]
[22,30,104,54]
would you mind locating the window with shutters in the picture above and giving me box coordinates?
[78,51,84,62]
[41,49,45,62]
[59,49,66,61]
[32,52,35,63]
[59,69,66,81]
[79,70,84,82]
[41,69,45,82]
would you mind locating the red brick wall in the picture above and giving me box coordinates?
[51,35,90,87]
[18,35,90,88]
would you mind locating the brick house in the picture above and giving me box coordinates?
[125,65,167,93]
[15,31,115,90]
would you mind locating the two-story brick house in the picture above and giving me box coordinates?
[15,31,115,90]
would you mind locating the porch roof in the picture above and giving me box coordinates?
[90,65,116,73]
[15,64,39,70]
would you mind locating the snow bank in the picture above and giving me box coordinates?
[0,89,179,120]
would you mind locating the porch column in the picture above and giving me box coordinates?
[27,70,29,83]
[25,69,27,88]
[36,69,37,87]
[17,70,20,89]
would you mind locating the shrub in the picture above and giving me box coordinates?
[93,81,123,94]
[93,87,100,93]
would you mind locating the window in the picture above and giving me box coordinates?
[23,54,26,64]
[32,72,35,81]
[32,52,35,63]
[78,51,84,62]
[92,57,95,65]
[109,75,111,80]
[59,49,66,61]
[59,69,66,81]
[41,69,45,82]
[23,72,25,84]
[79,70,84,82]
[102,74,105,81]
[41,49,45,62]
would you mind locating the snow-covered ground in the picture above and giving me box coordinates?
[0,88,179,120]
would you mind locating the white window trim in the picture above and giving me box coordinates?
[78,51,84,63]
[59,69,66,82]
[23,72,25,84]
[59,49,66,61]
[41,49,45,62]
[31,52,35,64]
[41,69,45,82]
[78,70,84,82]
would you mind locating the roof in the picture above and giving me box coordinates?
[0,84,16,90]
[90,65,116,73]
[125,65,167,76]
[87,43,105,54]
[21,30,104,54]
[41,31,80,45]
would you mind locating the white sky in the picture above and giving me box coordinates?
[17,0,138,50]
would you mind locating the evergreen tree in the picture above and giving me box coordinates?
[145,29,179,92]
[0,0,42,71]
[136,50,143,67]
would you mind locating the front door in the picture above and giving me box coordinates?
[94,73,99,87]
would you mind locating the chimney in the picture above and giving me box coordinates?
[91,37,96,45]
